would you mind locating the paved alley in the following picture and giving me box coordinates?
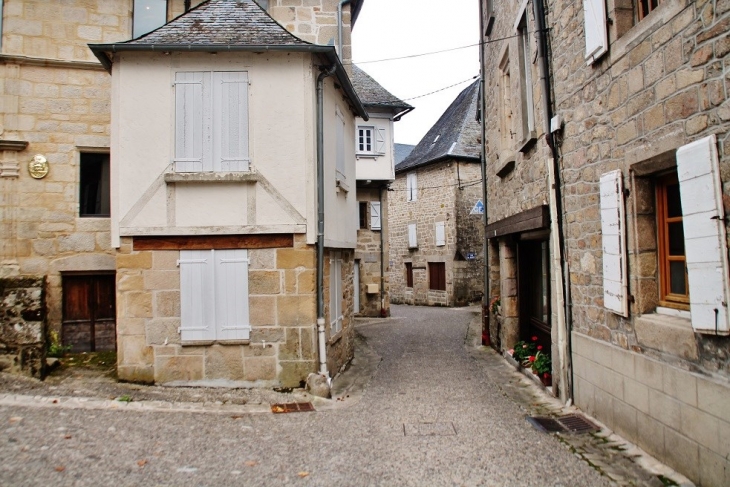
[0,305,675,486]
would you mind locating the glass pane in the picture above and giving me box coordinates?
[666,183,682,218]
[669,261,686,295]
[668,222,685,256]
[133,0,167,38]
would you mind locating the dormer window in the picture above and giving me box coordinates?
[133,0,168,38]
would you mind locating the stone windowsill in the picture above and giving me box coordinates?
[634,312,698,361]
[180,339,251,347]
[164,172,260,184]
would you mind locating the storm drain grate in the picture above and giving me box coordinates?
[527,414,599,434]
[404,422,457,436]
[271,402,315,414]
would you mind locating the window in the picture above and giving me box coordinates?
[179,249,250,342]
[517,13,535,142]
[499,50,514,150]
[357,126,373,153]
[79,153,110,217]
[406,172,417,201]
[330,252,343,335]
[428,262,446,291]
[359,202,368,229]
[484,0,495,37]
[133,0,167,38]
[657,173,688,307]
[336,108,346,180]
[408,223,418,248]
[638,0,663,21]
[370,201,381,230]
[405,262,413,288]
[174,71,249,173]
[435,221,445,246]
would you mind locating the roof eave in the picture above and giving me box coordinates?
[395,153,480,174]
[87,43,368,120]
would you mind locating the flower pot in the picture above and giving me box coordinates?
[540,373,552,387]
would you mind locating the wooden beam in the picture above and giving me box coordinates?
[133,234,294,251]
[485,205,549,239]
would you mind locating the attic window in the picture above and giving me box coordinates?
[133,0,168,38]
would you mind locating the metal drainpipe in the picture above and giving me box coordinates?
[337,0,351,60]
[533,0,573,402]
[316,65,337,377]
[478,0,491,346]
[379,185,386,317]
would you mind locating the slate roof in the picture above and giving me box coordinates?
[395,80,480,173]
[394,143,416,165]
[352,65,413,112]
[125,0,311,46]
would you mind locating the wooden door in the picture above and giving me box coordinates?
[518,240,551,351]
[62,274,116,352]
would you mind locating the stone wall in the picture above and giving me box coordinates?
[355,185,390,317]
[453,162,485,306]
[0,276,45,378]
[544,0,730,483]
[389,161,483,307]
[116,235,353,387]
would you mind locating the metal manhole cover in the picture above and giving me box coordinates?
[271,402,315,414]
[404,422,457,436]
[527,414,599,434]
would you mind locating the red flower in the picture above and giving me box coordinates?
[528,356,536,362]
[537,345,543,351]
[531,336,538,341]
[543,373,550,378]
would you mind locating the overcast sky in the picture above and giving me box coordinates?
[352,0,480,147]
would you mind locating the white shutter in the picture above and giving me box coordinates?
[407,172,417,201]
[676,135,730,335]
[370,201,381,230]
[375,127,386,154]
[435,221,446,246]
[600,170,628,317]
[214,249,250,341]
[583,0,608,64]
[213,72,249,172]
[336,109,346,177]
[330,254,343,335]
[179,250,215,341]
[408,223,418,248]
[174,72,210,172]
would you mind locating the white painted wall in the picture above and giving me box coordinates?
[110,51,329,246]
[355,112,395,182]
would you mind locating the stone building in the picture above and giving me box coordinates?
[481,0,730,484]
[389,80,483,307]
[351,65,412,317]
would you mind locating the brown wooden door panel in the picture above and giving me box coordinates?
[62,274,116,352]
[63,277,91,321]
[93,276,116,321]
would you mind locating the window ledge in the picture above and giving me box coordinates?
[635,312,698,361]
[181,339,251,346]
[519,133,537,153]
[336,177,350,193]
[356,153,379,159]
[165,172,260,184]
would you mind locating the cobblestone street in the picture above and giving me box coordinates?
[0,305,688,486]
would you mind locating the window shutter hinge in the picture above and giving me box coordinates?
[177,327,181,334]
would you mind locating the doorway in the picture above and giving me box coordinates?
[518,240,551,351]
[62,273,116,352]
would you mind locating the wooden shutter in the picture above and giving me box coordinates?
[214,249,250,341]
[408,223,418,248]
[336,109,345,177]
[435,221,446,246]
[375,127,386,154]
[600,170,628,317]
[179,250,215,341]
[676,135,730,335]
[213,72,249,172]
[174,72,210,172]
[407,172,417,201]
[370,201,381,230]
[583,0,608,64]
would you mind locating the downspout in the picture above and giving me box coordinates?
[379,185,386,317]
[533,0,573,403]
[317,64,337,377]
[478,0,491,346]
[337,0,352,60]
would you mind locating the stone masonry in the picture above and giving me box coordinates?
[116,235,354,387]
[0,276,45,378]
[355,186,390,317]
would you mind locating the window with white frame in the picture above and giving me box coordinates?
[174,71,249,173]
[357,126,374,154]
[330,252,343,335]
[406,172,417,202]
[178,249,250,342]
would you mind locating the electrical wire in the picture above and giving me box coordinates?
[399,75,478,101]
[388,178,483,192]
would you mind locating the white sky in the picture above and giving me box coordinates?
[352,0,480,146]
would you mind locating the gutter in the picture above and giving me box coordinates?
[478,0,491,348]
[379,185,386,317]
[393,106,414,122]
[316,64,338,378]
[533,0,573,403]
[87,42,368,121]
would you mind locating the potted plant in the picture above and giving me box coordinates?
[511,340,537,367]
[531,351,552,387]
[489,296,501,316]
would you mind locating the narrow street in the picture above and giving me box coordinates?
[0,305,664,486]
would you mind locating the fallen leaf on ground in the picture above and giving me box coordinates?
[64,435,72,440]
[298,471,309,477]
[244,460,257,467]
[55,466,65,472]
[9,417,22,423]
[137,459,147,467]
